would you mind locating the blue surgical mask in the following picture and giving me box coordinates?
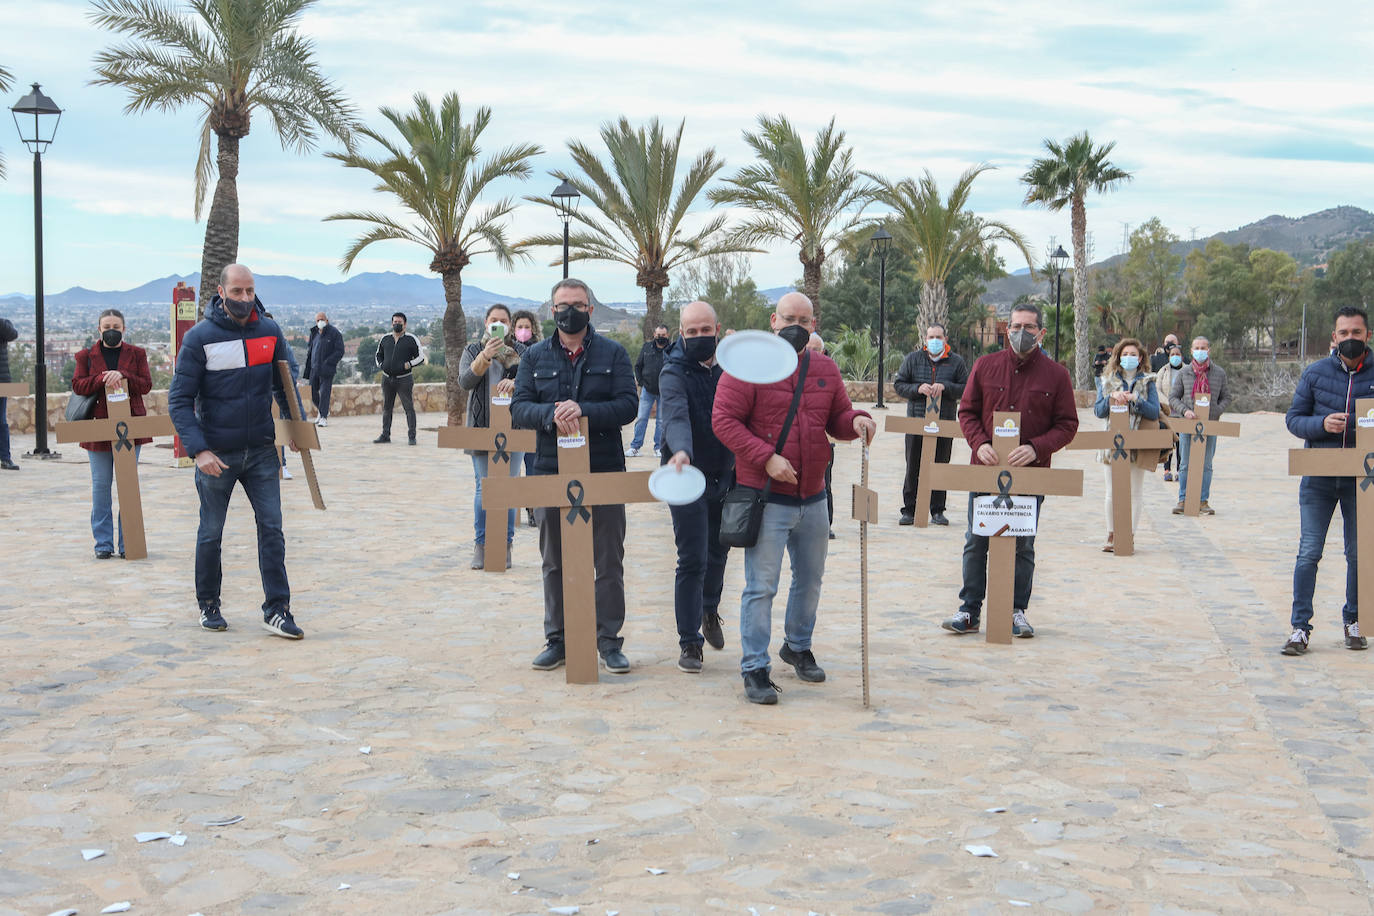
[1169,354,1183,368]
[1120,355,1139,372]
[1192,349,1209,363]
[926,338,944,356]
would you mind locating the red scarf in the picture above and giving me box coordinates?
[1191,359,1211,400]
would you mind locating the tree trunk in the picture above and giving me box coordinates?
[801,254,824,323]
[919,280,948,334]
[641,285,665,340]
[441,268,468,427]
[1070,195,1091,390]
[197,132,241,318]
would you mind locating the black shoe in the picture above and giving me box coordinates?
[373,434,391,444]
[702,612,725,650]
[200,604,227,631]
[678,643,704,673]
[931,512,949,526]
[408,435,417,446]
[526,508,537,528]
[262,609,304,639]
[532,641,565,670]
[899,512,914,526]
[778,643,826,682]
[828,529,836,540]
[0,459,19,470]
[742,668,780,704]
[95,550,114,559]
[601,649,631,674]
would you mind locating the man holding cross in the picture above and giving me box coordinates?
[1281,305,1374,655]
[893,323,969,526]
[512,278,638,674]
[1169,337,1231,515]
[942,302,1078,638]
[169,264,303,640]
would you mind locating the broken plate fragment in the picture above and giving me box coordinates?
[964,845,999,857]
[169,834,187,847]
[645,867,667,875]
[101,903,133,914]
[359,746,371,755]
[82,848,106,860]
[202,814,243,827]
[549,907,580,915]
[46,909,79,916]
[134,831,171,843]
[985,807,1007,814]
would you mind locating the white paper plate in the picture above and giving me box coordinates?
[648,464,706,506]
[716,330,798,385]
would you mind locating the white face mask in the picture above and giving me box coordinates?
[317,320,327,330]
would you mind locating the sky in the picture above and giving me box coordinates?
[2,0,1373,305]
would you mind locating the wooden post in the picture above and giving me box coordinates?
[272,361,325,510]
[851,443,878,707]
[1164,394,1241,516]
[884,395,964,527]
[1064,405,1175,555]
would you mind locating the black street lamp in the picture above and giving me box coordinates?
[552,179,581,279]
[1049,244,1069,364]
[870,227,892,409]
[12,83,62,459]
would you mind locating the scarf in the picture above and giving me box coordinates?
[1191,359,1211,402]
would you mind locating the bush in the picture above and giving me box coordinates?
[1225,359,1300,413]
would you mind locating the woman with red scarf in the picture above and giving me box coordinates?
[1168,336,1231,515]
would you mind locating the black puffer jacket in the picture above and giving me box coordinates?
[0,317,16,383]
[892,349,969,419]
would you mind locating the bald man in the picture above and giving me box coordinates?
[660,301,735,671]
[303,310,344,426]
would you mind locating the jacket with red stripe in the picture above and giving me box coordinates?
[712,350,870,501]
[71,341,154,452]
[168,295,290,456]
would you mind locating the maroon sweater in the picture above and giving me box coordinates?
[71,342,154,452]
[958,346,1078,466]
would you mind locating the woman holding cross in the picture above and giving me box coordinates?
[1092,337,1161,552]
[71,308,153,559]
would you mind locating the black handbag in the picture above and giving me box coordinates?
[65,391,98,422]
[719,352,810,549]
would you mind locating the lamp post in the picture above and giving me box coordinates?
[1049,244,1069,364]
[870,227,892,409]
[12,83,62,459]
[552,179,581,279]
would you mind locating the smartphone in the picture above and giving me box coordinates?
[488,322,507,339]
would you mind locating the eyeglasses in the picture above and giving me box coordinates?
[552,302,591,313]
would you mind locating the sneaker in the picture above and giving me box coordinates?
[828,528,836,540]
[601,649,631,675]
[1171,502,1185,515]
[899,512,915,526]
[281,467,293,480]
[263,609,304,639]
[532,641,565,670]
[374,434,391,444]
[1163,472,1174,482]
[678,643,704,673]
[471,542,484,570]
[702,612,725,650]
[316,417,328,427]
[1281,629,1309,655]
[779,643,826,682]
[941,610,979,634]
[0,459,19,470]
[1345,622,1367,650]
[408,435,417,446]
[931,512,949,526]
[742,668,780,705]
[1199,501,1215,516]
[1012,609,1034,638]
[200,605,227,631]
[624,446,641,457]
[95,550,114,560]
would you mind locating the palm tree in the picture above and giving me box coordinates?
[324,92,540,426]
[521,117,756,338]
[707,114,874,321]
[1021,132,1133,388]
[869,165,1034,332]
[89,0,357,315]
[0,64,12,178]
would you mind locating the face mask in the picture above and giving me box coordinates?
[224,297,255,320]
[926,338,945,357]
[777,324,810,353]
[1192,349,1208,363]
[514,327,533,342]
[683,335,717,363]
[655,336,669,347]
[317,320,327,330]
[101,328,123,348]
[1169,353,1183,368]
[1337,338,1367,361]
[392,322,405,333]
[1009,329,1038,354]
[555,307,590,335]
[1120,355,1139,371]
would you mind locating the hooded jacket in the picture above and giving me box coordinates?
[168,295,290,456]
[1287,349,1374,449]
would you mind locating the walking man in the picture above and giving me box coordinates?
[893,323,969,526]
[1169,336,1230,515]
[375,312,426,445]
[304,311,344,426]
[626,324,670,457]
[0,314,17,470]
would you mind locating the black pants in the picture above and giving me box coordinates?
[824,443,835,525]
[381,374,416,438]
[668,485,731,648]
[903,433,953,516]
[537,504,627,653]
[310,375,334,418]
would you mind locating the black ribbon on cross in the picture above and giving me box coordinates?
[491,432,510,464]
[565,480,592,524]
[114,421,133,452]
[1362,453,1374,492]
[1111,433,1128,461]
[1192,422,1206,443]
[992,470,1014,508]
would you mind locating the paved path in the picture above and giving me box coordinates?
[1,407,1371,914]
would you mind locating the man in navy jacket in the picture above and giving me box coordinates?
[1282,305,1374,655]
[169,264,303,640]
[303,311,344,426]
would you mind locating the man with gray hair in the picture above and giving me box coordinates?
[1169,335,1230,515]
[511,278,638,674]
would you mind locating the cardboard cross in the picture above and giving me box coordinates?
[884,395,965,526]
[1065,404,1175,556]
[929,411,1084,644]
[1164,397,1241,516]
[0,383,29,397]
[437,395,538,572]
[482,418,656,684]
[1288,397,1374,619]
[851,442,879,707]
[272,361,326,510]
[54,386,175,560]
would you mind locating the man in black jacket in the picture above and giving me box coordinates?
[660,301,734,672]
[0,315,18,470]
[511,278,639,674]
[892,323,969,525]
[374,312,426,445]
[627,324,670,456]
[304,311,345,427]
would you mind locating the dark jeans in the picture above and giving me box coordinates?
[537,503,626,653]
[1162,436,1180,472]
[902,433,953,516]
[310,375,334,418]
[957,492,1043,621]
[824,442,835,525]
[381,374,416,438]
[0,397,10,462]
[669,486,731,648]
[1291,475,1358,632]
[194,444,290,614]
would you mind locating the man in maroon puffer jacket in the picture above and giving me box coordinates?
[713,293,876,704]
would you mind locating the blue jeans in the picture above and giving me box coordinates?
[194,444,290,614]
[88,445,143,554]
[1177,434,1218,503]
[739,498,829,673]
[1291,475,1358,632]
[957,493,1042,620]
[471,451,521,544]
[669,486,731,648]
[629,389,661,452]
[0,397,10,462]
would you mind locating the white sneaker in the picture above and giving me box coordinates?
[315,417,328,427]
[624,447,640,457]
[281,467,294,480]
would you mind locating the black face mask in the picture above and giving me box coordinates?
[683,335,717,363]
[555,308,590,335]
[101,329,123,348]
[392,322,405,333]
[654,336,669,348]
[777,324,809,353]
[224,297,255,320]
[1338,338,1367,361]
